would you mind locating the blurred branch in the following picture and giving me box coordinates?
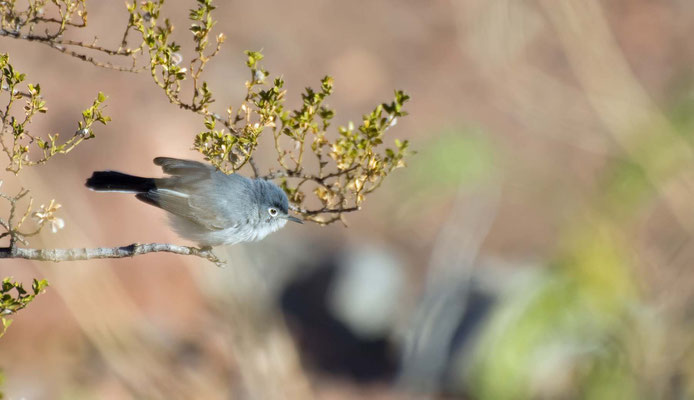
[0,243,225,267]
[399,181,501,392]
[215,296,314,399]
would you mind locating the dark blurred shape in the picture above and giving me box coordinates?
[444,287,496,382]
[279,251,400,384]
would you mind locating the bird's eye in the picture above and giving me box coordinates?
[268,208,278,216]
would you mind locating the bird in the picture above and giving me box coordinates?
[85,157,302,247]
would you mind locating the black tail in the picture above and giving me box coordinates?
[85,171,156,193]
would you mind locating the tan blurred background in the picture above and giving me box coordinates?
[2,0,694,399]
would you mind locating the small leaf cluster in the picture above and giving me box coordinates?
[189,0,217,54]
[323,91,410,207]
[194,114,254,172]
[128,1,184,95]
[193,50,277,172]
[0,188,65,249]
[0,54,110,173]
[0,278,48,338]
[127,0,225,115]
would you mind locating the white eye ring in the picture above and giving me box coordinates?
[268,208,278,216]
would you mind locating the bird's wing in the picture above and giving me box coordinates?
[140,170,252,231]
[138,189,232,231]
[153,157,214,176]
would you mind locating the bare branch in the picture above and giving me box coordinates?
[0,243,225,267]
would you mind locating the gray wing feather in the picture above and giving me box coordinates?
[153,157,213,176]
[148,189,229,231]
[145,160,255,231]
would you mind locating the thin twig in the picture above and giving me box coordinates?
[262,165,359,182]
[29,16,86,28]
[0,30,142,72]
[289,204,360,215]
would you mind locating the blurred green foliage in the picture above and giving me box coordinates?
[389,126,495,224]
[460,94,694,398]
[667,76,694,142]
[413,127,495,187]
[468,223,640,399]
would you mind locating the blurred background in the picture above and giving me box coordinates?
[3,0,694,398]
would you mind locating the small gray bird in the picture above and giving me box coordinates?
[85,157,302,247]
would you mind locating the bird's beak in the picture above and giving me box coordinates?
[283,214,304,224]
